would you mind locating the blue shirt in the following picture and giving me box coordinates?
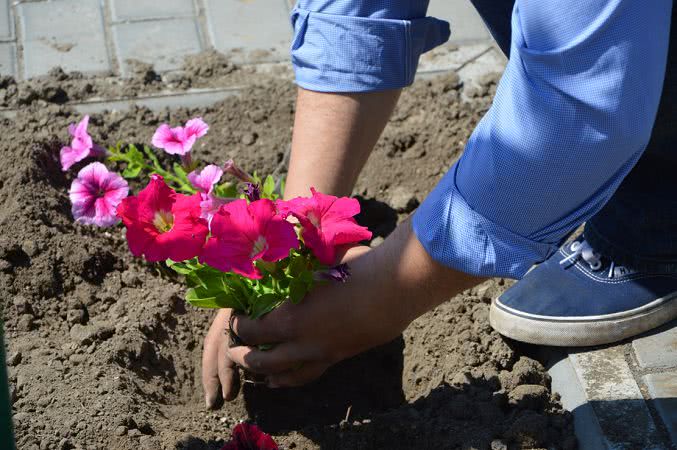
[290,0,672,278]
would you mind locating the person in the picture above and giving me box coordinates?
[202,0,677,407]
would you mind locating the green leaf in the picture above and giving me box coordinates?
[143,145,161,167]
[122,164,142,178]
[289,278,308,304]
[173,162,188,179]
[126,144,145,163]
[287,254,307,277]
[214,182,238,198]
[250,293,284,319]
[263,175,275,198]
[186,282,243,310]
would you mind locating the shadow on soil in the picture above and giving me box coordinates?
[242,337,406,433]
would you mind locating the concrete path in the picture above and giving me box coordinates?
[0,0,501,80]
[546,321,677,449]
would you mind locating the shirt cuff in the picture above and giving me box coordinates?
[412,164,558,279]
[290,7,450,92]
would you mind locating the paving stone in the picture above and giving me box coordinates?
[428,0,490,43]
[644,372,677,444]
[0,42,15,77]
[418,42,495,74]
[18,0,110,79]
[632,324,677,370]
[112,18,202,76]
[570,346,662,449]
[110,0,195,22]
[204,0,291,63]
[0,0,11,41]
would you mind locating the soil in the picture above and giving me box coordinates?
[0,59,576,450]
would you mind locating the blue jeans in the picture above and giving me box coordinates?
[470,0,677,272]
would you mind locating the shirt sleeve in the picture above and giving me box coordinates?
[412,0,672,279]
[290,0,450,92]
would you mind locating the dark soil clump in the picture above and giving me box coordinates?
[1,68,575,449]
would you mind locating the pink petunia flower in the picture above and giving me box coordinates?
[151,117,209,156]
[188,164,232,223]
[60,115,106,171]
[222,422,278,450]
[187,164,223,195]
[199,199,299,279]
[116,175,209,262]
[69,162,129,227]
[277,188,371,265]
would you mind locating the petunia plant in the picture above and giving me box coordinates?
[58,116,371,320]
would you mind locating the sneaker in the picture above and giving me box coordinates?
[490,238,677,346]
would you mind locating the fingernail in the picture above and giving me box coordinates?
[205,396,213,409]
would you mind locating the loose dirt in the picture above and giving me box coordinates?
[0,60,576,450]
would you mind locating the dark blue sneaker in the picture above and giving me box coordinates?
[490,238,677,346]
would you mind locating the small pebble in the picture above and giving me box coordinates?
[241,132,257,146]
[21,239,38,257]
[7,350,22,366]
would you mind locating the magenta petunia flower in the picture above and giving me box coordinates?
[277,188,372,265]
[60,115,106,171]
[116,175,209,262]
[69,162,129,227]
[222,422,278,450]
[151,117,209,156]
[199,199,299,279]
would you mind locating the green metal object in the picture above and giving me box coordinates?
[0,324,15,450]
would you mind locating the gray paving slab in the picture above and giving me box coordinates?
[0,0,11,41]
[18,0,111,79]
[112,18,202,77]
[570,346,663,449]
[0,42,14,77]
[632,324,677,370]
[110,0,195,22]
[73,87,242,115]
[428,0,490,43]
[204,0,291,63]
[645,371,677,444]
[547,353,606,450]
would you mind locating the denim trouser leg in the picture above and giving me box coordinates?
[470,0,677,272]
[584,5,677,272]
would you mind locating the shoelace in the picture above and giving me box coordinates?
[559,239,629,278]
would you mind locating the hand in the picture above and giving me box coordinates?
[202,308,240,408]
[227,219,481,388]
[228,245,399,388]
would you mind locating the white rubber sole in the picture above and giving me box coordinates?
[489,294,677,347]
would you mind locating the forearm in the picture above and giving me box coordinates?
[338,218,483,359]
[284,87,401,199]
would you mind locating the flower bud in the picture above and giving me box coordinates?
[223,159,252,183]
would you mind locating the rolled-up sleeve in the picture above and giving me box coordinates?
[290,0,450,92]
[412,0,672,279]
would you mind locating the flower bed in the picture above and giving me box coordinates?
[0,72,575,450]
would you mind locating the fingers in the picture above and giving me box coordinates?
[227,343,308,375]
[202,334,224,409]
[202,309,231,409]
[266,362,328,388]
[217,339,240,401]
[231,304,296,346]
